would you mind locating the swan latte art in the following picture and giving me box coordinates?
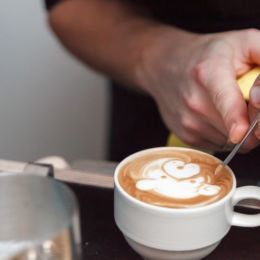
[118,149,233,208]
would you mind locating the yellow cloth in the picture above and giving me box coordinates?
[167,67,260,148]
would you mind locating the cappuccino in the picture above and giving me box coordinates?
[118,149,233,208]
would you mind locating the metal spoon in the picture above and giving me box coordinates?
[217,73,260,171]
[214,114,259,175]
[223,114,259,166]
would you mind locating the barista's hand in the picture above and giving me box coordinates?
[137,28,260,151]
[245,75,260,151]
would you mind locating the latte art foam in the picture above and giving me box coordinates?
[119,150,233,208]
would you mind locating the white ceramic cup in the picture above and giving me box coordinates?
[114,147,260,260]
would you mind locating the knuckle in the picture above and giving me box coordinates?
[180,132,200,147]
[183,137,195,146]
[206,39,231,57]
[245,28,259,37]
[177,128,190,143]
[242,28,260,43]
[185,97,206,115]
[180,117,196,131]
[193,61,209,86]
[213,89,226,108]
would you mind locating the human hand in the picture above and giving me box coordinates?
[137,27,260,151]
[244,75,260,151]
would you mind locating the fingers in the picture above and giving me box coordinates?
[238,29,260,144]
[249,75,260,138]
[176,133,225,151]
[171,115,227,150]
[185,89,228,136]
[196,55,249,144]
[243,29,260,65]
[161,103,227,151]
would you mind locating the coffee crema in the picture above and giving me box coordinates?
[118,150,233,208]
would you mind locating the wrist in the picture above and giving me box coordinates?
[133,26,198,95]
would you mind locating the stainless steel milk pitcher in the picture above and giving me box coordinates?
[0,174,81,260]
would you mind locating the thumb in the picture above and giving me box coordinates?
[199,59,249,144]
[249,75,260,138]
[249,75,260,109]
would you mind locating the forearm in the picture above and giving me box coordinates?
[48,0,191,89]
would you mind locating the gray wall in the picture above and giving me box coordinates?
[0,0,109,162]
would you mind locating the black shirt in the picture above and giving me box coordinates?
[45,0,260,179]
[45,0,260,33]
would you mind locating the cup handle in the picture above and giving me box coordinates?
[231,186,260,227]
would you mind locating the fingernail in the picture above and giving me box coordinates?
[250,87,260,107]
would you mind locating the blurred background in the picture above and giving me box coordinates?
[0,0,109,162]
